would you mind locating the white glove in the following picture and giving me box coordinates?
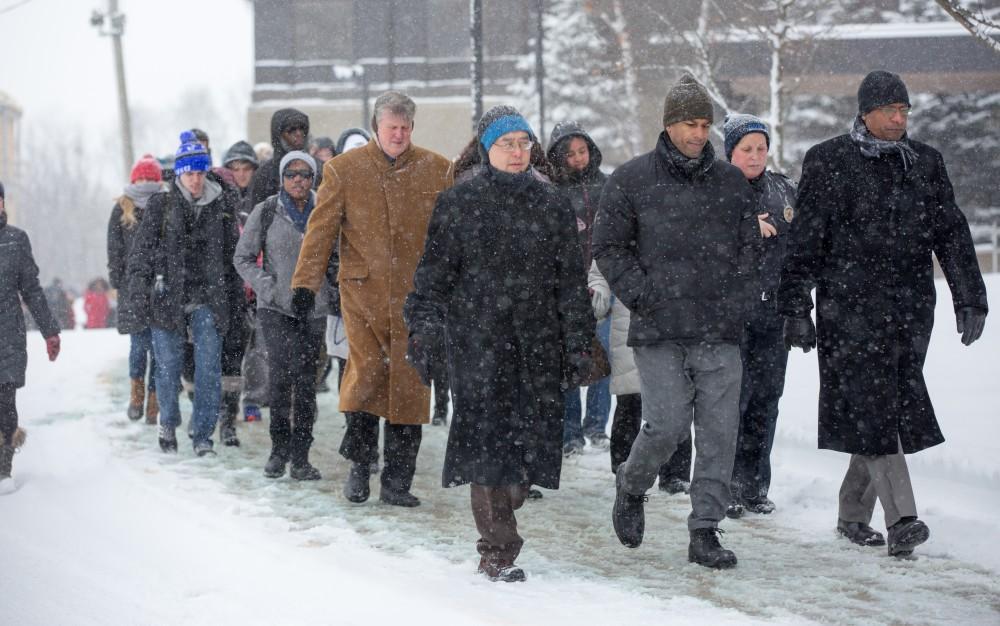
[591,289,610,320]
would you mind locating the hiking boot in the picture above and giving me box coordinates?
[587,432,611,450]
[688,528,738,569]
[836,519,886,547]
[526,488,543,500]
[264,453,288,478]
[145,390,159,425]
[379,487,421,507]
[743,495,775,515]
[612,470,646,548]
[344,462,371,503]
[127,378,144,421]
[563,439,584,457]
[431,406,448,426]
[887,517,929,558]
[194,441,216,457]
[158,425,177,453]
[290,462,322,481]
[244,404,262,422]
[220,421,239,447]
[659,477,690,495]
[478,563,526,583]
[726,500,745,519]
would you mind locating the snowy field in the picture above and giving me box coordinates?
[2,276,998,626]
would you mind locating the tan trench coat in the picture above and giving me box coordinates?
[292,139,453,424]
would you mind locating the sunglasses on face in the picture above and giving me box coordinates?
[283,169,314,180]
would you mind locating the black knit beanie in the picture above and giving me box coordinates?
[857,70,910,114]
[663,74,714,127]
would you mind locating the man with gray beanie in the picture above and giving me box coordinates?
[593,73,760,568]
[779,70,987,558]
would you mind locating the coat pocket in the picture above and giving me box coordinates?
[338,262,369,281]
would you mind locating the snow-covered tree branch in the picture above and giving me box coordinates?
[935,0,1000,54]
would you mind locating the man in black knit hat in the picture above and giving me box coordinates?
[779,70,987,558]
[594,74,759,568]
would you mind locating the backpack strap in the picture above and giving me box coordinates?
[258,196,278,267]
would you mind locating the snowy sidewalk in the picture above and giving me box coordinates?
[2,276,998,625]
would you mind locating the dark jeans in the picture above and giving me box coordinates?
[128,329,156,391]
[732,308,788,500]
[340,411,422,493]
[610,393,691,483]
[259,309,325,455]
[0,384,17,442]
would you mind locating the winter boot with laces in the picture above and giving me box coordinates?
[158,425,177,453]
[743,495,776,515]
[127,379,145,421]
[145,390,159,425]
[612,470,646,548]
[887,516,929,558]
[836,518,886,547]
[379,486,421,507]
[344,462,371,502]
[688,527,738,569]
[289,435,321,481]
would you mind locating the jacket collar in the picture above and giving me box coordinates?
[364,137,416,173]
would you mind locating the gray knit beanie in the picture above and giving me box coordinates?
[662,74,714,127]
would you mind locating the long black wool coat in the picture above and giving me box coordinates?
[404,167,594,490]
[778,134,988,456]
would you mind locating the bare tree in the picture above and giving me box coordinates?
[934,0,1000,54]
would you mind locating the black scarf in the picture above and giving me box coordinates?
[659,131,715,180]
[849,115,918,172]
[485,164,534,195]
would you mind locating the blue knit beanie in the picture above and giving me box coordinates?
[723,113,769,162]
[477,105,536,152]
[174,130,212,174]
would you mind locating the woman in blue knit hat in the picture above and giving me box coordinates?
[722,113,797,518]
[404,105,595,582]
[126,131,244,457]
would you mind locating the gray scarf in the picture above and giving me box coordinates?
[849,116,917,172]
[123,181,162,209]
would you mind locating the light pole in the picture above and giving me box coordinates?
[90,0,134,179]
[470,0,483,131]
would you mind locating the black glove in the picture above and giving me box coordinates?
[564,352,595,388]
[956,306,986,346]
[406,333,446,387]
[783,316,816,353]
[291,287,315,319]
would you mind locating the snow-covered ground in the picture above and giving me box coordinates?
[2,276,998,626]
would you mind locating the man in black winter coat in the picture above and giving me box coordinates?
[779,70,988,558]
[594,74,760,569]
[0,181,61,485]
[127,132,243,456]
[247,108,309,211]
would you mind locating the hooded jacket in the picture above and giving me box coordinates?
[247,108,310,211]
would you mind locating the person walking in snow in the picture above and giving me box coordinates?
[107,155,164,424]
[0,181,61,487]
[248,108,310,211]
[721,114,798,518]
[235,151,335,481]
[404,105,594,582]
[126,131,243,457]
[290,91,453,507]
[779,70,988,558]
[547,121,613,455]
[595,74,760,569]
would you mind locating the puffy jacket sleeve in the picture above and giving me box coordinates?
[591,173,653,313]
[234,199,276,306]
[17,231,59,338]
[928,151,989,314]
[125,193,166,323]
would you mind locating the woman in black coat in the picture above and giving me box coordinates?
[0,182,61,485]
[107,155,163,423]
[404,106,594,582]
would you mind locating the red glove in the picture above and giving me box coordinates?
[46,334,61,361]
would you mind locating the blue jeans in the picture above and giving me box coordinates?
[128,329,156,391]
[563,312,612,445]
[151,307,222,447]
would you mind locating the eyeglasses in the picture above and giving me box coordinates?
[875,105,912,118]
[493,139,534,153]
[283,169,314,180]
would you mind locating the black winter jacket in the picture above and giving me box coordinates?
[749,170,797,301]
[0,212,59,387]
[778,133,987,456]
[126,180,243,337]
[107,199,147,334]
[247,108,310,212]
[592,132,760,345]
[404,166,594,489]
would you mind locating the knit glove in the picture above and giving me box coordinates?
[406,333,446,387]
[783,317,816,353]
[291,287,315,319]
[956,307,986,346]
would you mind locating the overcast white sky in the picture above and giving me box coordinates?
[0,0,253,178]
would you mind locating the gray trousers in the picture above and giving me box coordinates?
[838,439,917,529]
[620,342,742,531]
